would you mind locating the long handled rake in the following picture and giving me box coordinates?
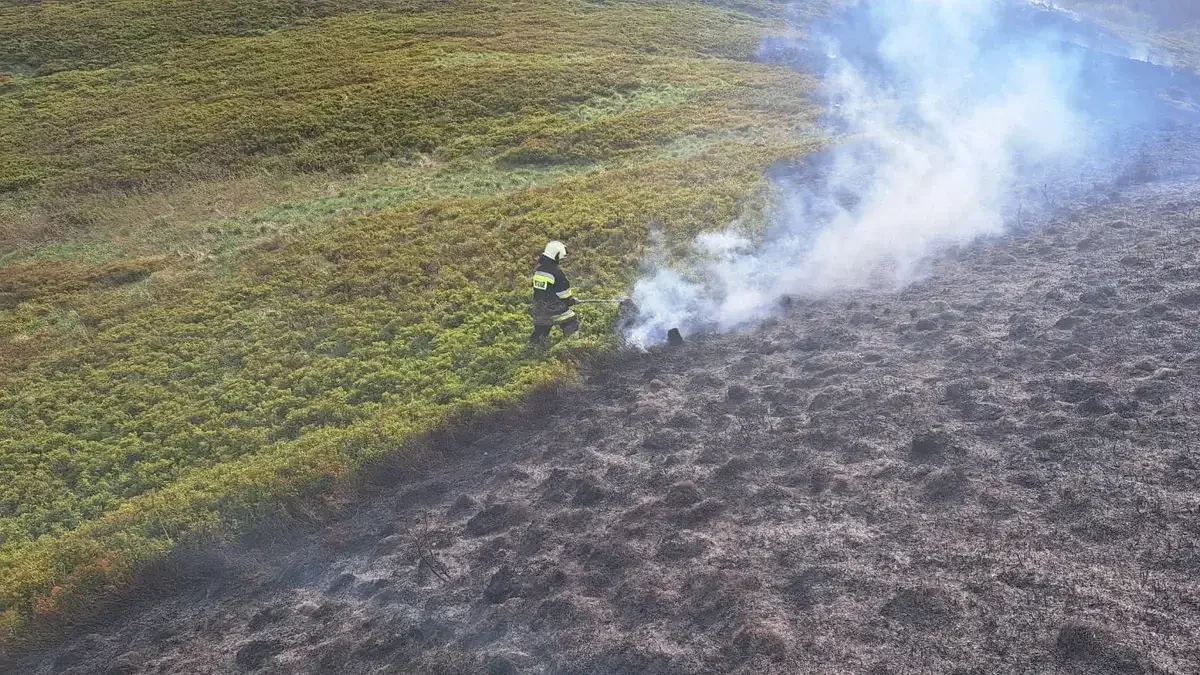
[575,297,630,304]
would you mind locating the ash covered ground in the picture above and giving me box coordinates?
[10,176,1200,674]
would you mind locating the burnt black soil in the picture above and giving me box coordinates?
[9,181,1200,673]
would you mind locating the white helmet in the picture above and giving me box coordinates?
[543,240,567,262]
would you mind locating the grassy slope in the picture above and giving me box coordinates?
[0,0,824,645]
[1063,1,1200,67]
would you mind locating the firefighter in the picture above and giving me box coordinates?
[530,240,580,347]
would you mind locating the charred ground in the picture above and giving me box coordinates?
[9,174,1200,674]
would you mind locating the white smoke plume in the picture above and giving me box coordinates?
[624,0,1128,347]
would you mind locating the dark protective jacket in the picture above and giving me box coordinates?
[531,254,578,326]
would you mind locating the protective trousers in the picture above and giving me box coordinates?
[529,315,580,346]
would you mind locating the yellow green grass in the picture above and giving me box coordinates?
[0,0,825,646]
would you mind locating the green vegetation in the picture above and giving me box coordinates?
[0,0,824,644]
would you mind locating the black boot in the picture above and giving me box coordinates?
[529,325,551,352]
